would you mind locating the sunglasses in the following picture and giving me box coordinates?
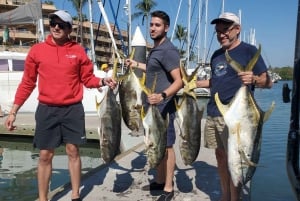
[49,21,70,29]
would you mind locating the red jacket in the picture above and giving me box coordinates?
[14,35,101,106]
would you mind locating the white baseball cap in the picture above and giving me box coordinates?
[211,12,240,25]
[49,10,73,26]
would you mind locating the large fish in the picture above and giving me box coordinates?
[176,65,203,165]
[96,56,122,164]
[117,49,145,135]
[139,76,168,168]
[215,45,275,186]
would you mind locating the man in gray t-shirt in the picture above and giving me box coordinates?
[126,10,182,201]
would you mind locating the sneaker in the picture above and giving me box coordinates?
[71,198,82,201]
[156,191,174,201]
[142,182,165,191]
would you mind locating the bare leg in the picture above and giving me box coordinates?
[230,180,242,201]
[215,148,231,201]
[163,147,175,192]
[37,149,54,201]
[66,143,82,199]
[155,147,175,192]
[156,151,166,184]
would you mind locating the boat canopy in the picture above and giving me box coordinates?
[0,0,42,25]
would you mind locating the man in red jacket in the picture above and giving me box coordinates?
[4,10,116,201]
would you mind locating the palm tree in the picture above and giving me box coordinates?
[132,0,157,44]
[174,24,187,57]
[68,0,88,44]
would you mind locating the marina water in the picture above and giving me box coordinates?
[251,80,296,201]
[0,137,102,201]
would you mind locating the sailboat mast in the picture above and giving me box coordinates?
[186,0,191,68]
[202,0,208,64]
[88,0,96,66]
[197,0,202,64]
[170,0,183,42]
[125,0,132,53]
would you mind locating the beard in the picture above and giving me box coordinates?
[150,32,166,42]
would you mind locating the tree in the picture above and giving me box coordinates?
[68,0,88,44]
[132,0,157,44]
[174,24,187,57]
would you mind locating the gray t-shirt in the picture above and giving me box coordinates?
[146,38,180,94]
[145,38,180,115]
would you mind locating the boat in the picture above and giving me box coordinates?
[173,0,211,98]
[268,70,282,83]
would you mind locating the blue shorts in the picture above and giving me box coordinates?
[157,98,177,147]
[33,102,86,149]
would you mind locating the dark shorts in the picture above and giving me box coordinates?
[158,99,177,147]
[33,102,86,149]
[166,112,176,147]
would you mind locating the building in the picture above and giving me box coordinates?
[0,0,129,68]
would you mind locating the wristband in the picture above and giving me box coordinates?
[161,92,167,100]
[101,78,106,86]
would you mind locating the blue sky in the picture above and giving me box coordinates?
[46,0,297,68]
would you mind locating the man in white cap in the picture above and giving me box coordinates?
[5,10,116,201]
[196,12,272,201]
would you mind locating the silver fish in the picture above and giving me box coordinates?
[117,49,145,134]
[96,56,122,164]
[142,105,168,168]
[139,75,168,168]
[215,45,275,186]
[176,65,203,165]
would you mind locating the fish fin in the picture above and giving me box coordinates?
[139,72,146,85]
[214,93,229,116]
[225,50,243,73]
[129,48,136,60]
[225,44,262,73]
[174,97,180,111]
[140,106,146,119]
[188,65,200,82]
[180,65,188,81]
[112,52,119,80]
[239,150,258,167]
[95,95,100,111]
[263,101,275,122]
[245,44,261,72]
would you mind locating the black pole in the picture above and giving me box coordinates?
[287,0,300,200]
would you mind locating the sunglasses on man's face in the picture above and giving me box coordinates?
[49,21,70,29]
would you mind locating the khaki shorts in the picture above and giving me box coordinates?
[204,116,228,151]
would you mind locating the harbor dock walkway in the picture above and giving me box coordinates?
[0,113,250,201]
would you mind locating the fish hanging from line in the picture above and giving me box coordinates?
[96,53,123,164]
[117,48,145,136]
[176,64,203,165]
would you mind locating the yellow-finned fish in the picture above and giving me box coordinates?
[176,65,203,165]
[117,49,145,135]
[96,54,122,163]
[139,75,168,168]
[215,45,275,186]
